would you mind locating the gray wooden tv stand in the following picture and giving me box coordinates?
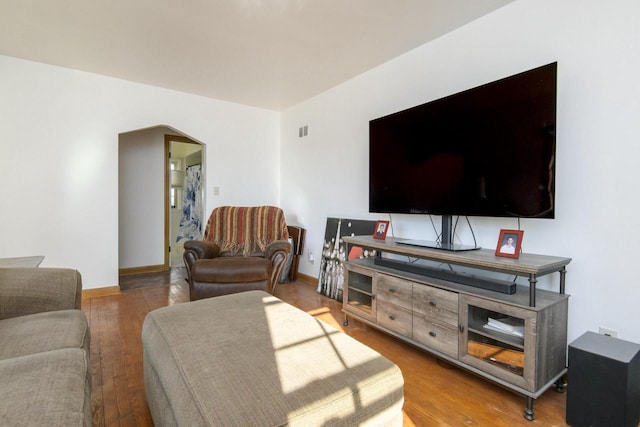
[342,235,571,421]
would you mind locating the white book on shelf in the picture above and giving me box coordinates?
[483,317,524,337]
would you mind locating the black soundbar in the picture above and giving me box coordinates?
[373,257,516,294]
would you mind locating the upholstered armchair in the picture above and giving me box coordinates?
[183,206,291,301]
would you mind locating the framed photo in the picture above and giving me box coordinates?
[495,229,524,259]
[373,220,390,240]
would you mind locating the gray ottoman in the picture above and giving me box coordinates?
[142,290,404,426]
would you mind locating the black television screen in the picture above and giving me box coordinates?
[369,62,557,219]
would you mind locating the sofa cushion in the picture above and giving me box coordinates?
[0,310,89,361]
[0,348,91,426]
[191,256,271,282]
[0,268,82,320]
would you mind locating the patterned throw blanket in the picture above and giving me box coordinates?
[203,206,289,256]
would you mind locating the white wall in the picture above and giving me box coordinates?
[0,55,281,289]
[280,0,640,343]
[118,127,167,269]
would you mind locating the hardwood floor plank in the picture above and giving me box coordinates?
[83,298,105,427]
[117,291,152,425]
[96,296,123,426]
[84,275,568,426]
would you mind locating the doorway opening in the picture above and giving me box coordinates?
[166,135,203,267]
[118,126,204,278]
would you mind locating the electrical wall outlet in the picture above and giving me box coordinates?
[308,251,314,263]
[599,326,618,338]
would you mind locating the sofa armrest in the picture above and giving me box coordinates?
[183,240,221,285]
[0,268,82,320]
[183,241,220,264]
[265,240,291,263]
[265,240,291,293]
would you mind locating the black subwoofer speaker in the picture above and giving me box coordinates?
[566,331,640,427]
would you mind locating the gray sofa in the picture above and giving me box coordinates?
[0,268,92,426]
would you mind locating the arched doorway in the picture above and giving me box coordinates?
[118,126,204,275]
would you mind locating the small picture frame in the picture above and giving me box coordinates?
[495,229,524,259]
[373,220,390,240]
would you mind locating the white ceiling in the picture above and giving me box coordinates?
[0,0,514,111]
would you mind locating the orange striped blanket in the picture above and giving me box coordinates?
[203,206,289,256]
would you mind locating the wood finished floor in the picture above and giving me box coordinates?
[84,271,569,426]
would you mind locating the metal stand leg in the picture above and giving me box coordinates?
[559,266,567,294]
[343,314,349,327]
[528,274,537,307]
[524,397,535,421]
[555,376,566,393]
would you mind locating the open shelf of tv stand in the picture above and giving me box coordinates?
[341,235,571,421]
[343,235,571,307]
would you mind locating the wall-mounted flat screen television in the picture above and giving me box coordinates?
[369,62,557,225]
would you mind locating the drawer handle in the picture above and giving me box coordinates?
[429,331,437,337]
[389,288,396,293]
[429,300,437,307]
[459,324,465,333]
[389,315,396,321]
